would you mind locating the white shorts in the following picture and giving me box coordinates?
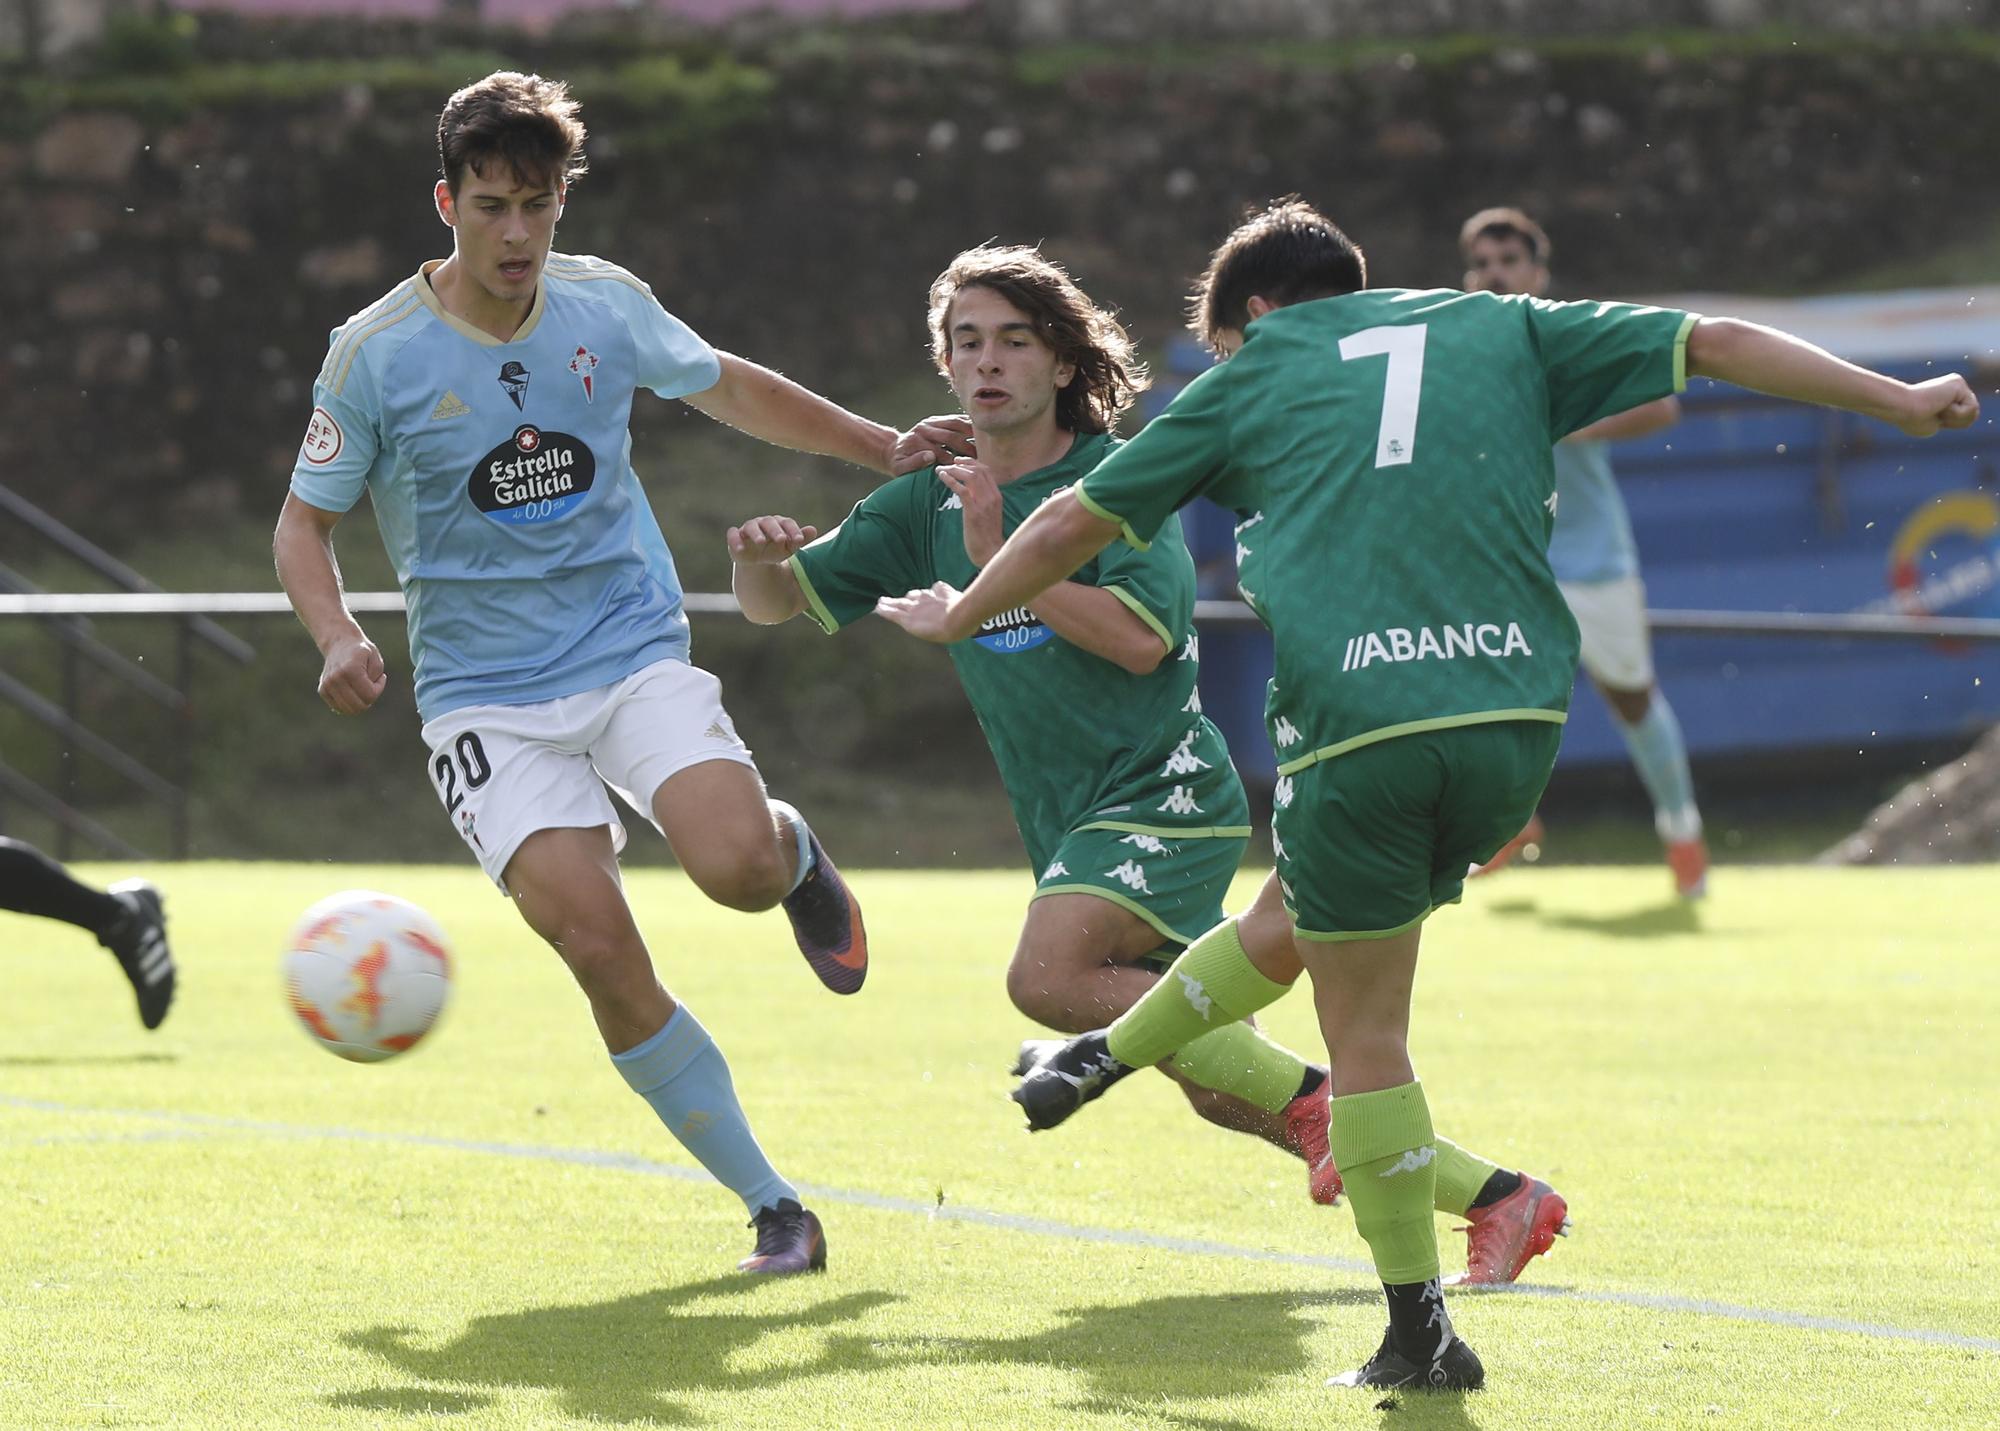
[419,659,757,888]
[1558,574,1655,691]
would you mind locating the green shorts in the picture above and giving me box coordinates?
[1032,824,1246,951]
[1274,720,1562,941]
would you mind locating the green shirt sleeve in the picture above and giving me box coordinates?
[1083,512,1193,656]
[1076,364,1246,549]
[787,474,931,634]
[1522,297,1700,439]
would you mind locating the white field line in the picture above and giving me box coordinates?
[4,1094,1995,1356]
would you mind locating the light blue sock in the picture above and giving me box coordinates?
[1617,695,1702,841]
[611,1006,797,1216]
[767,799,813,894]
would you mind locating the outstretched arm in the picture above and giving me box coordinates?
[1686,319,1980,435]
[684,353,899,474]
[874,490,1120,645]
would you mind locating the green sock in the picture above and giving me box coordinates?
[1328,1081,1441,1285]
[1106,919,1292,1068]
[1163,1022,1311,1114]
[1431,1138,1503,1218]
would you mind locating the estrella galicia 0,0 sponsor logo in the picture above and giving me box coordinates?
[973,605,1053,654]
[470,425,596,525]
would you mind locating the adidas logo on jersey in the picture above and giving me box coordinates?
[430,390,471,421]
[1341,622,1534,672]
[703,720,733,743]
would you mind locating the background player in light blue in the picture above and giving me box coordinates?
[272,71,964,1275]
[1460,207,1710,897]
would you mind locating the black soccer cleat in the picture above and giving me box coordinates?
[737,1198,827,1275]
[1009,1030,1136,1131]
[1327,1327,1485,1392]
[780,831,868,995]
[101,880,175,1030]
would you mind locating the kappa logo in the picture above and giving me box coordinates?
[1157,785,1202,817]
[1178,634,1200,663]
[1160,730,1212,779]
[498,360,530,410]
[1182,687,1202,714]
[939,491,964,511]
[568,344,599,403]
[430,390,471,422]
[1545,491,1559,515]
[1104,859,1152,893]
[1377,1144,1438,1178]
[1273,717,1302,747]
[1273,775,1295,810]
[1120,833,1168,855]
[1270,826,1287,861]
[1042,860,1070,881]
[1177,971,1213,1019]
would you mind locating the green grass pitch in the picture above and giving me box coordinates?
[2,863,1995,1429]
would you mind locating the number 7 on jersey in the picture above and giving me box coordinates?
[1338,323,1427,468]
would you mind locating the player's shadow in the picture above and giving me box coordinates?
[1486,895,1701,939]
[0,1051,180,1066]
[332,1275,901,1425]
[875,1287,1386,1427]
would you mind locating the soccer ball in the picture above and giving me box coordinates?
[283,890,452,1062]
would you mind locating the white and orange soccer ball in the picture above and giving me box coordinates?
[283,890,452,1062]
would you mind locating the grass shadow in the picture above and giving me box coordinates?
[339,1274,900,1425]
[0,1051,180,1067]
[1485,895,1703,940]
[878,1287,1385,1424]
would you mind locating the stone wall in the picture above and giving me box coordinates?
[6,27,1999,540]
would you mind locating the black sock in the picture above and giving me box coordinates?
[1470,1168,1523,1210]
[1295,1065,1328,1100]
[1383,1278,1453,1363]
[0,838,122,935]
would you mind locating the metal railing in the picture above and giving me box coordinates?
[0,485,256,859]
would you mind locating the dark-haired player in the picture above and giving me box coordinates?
[878,198,1977,1389]
[273,71,961,1276]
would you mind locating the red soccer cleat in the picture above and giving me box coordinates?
[1666,836,1709,899]
[1469,814,1545,879]
[1282,1081,1343,1206]
[1449,1174,1570,1286]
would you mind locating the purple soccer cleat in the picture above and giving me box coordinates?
[781,830,868,995]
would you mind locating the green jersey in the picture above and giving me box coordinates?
[789,430,1249,873]
[1077,288,1696,777]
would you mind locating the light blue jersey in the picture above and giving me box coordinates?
[289,253,722,720]
[1546,437,1640,585]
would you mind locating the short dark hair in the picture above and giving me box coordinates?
[1189,198,1367,356]
[437,71,588,196]
[928,244,1149,435]
[1458,206,1551,265]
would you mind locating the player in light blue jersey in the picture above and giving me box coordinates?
[1460,208,1710,897]
[273,72,964,1276]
